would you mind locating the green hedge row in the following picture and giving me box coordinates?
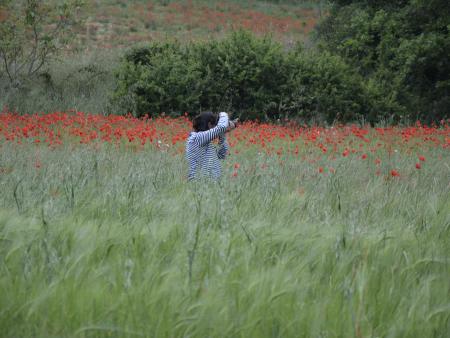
[113,30,396,123]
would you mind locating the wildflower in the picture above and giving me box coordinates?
[361,153,367,160]
[318,166,324,173]
[418,155,426,162]
[391,169,400,177]
[234,163,240,169]
[415,163,421,169]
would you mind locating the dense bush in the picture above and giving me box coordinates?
[113,41,203,116]
[193,32,296,120]
[113,32,287,120]
[284,50,370,123]
[316,0,450,122]
[113,30,372,123]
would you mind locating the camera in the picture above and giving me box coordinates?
[229,118,239,128]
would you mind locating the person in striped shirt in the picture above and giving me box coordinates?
[185,111,237,181]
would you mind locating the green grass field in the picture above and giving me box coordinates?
[1,127,449,337]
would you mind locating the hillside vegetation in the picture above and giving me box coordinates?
[74,0,322,49]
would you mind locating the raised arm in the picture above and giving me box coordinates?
[217,134,229,159]
[194,112,229,147]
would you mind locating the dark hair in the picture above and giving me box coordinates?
[192,111,219,132]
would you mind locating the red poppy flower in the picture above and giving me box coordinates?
[391,169,400,177]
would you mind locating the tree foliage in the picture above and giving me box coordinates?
[316,0,450,121]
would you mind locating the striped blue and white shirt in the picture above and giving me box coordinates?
[186,112,230,180]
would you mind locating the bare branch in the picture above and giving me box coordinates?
[27,21,40,75]
[0,48,14,83]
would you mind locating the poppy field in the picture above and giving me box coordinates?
[0,111,449,337]
[73,0,320,49]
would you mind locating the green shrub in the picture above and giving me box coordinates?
[113,31,291,120]
[113,41,204,116]
[285,50,369,123]
[113,30,378,123]
[191,31,290,119]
